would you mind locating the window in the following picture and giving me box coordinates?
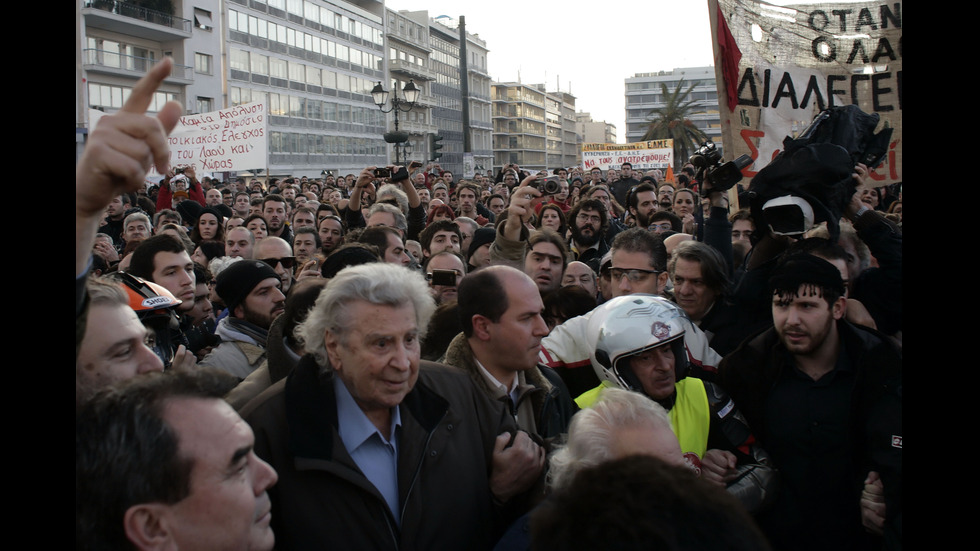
[306,65,321,86]
[288,61,304,82]
[194,8,213,31]
[251,54,269,76]
[304,1,319,23]
[270,57,288,80]
[197,97,214,113]
[89,83,177,112]
[195,53,212,75]
[230,49,249,72]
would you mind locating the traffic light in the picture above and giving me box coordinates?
[430,134,444,161]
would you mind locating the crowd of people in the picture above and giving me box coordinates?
[76,60,902,550]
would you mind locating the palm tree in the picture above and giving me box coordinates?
[642,79,708,170]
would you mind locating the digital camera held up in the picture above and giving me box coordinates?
[688,141,752,193]
[532,177,562,196]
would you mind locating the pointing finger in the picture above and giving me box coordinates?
[122,57,174,116]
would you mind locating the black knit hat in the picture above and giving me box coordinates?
[215,260,280,312]
[176,200,203,226]
[468,227,496,259]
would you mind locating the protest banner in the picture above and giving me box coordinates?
[709,0,901,185]
[167,102,268,172]
[88,101,269,179]
[581,140,674,172]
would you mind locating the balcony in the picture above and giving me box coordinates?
[83,49,193,83]
[413,94,439,109]
[82,0,192,41]
[388,59,435,81]
[467,65,490,78]
[395,120,438,136]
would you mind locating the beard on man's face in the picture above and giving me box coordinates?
[572,219,600,247]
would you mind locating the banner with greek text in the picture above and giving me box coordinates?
[711,0,901,185]
[581,140,674,172]
[167,102,268,172]
[89,101,268,179]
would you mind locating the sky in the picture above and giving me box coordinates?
[385,1,719,143]
[384,0,866,143]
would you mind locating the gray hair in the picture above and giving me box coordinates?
[124,212,152,231]
[376,183,409,215]
[208,255,244,279]
[297,263,435,368]
[367,202,408,234]
[455,216,477,233]
[547,387,674,490]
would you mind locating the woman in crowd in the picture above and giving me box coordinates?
[672,188,699,234]
[189,208,224,246]
[536,203,568,238]
[191,240,225,267]
[426,204,456,226]
[244,214,269,241]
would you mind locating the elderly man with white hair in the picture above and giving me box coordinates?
[241,263,545,550]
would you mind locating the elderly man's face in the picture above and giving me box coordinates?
[325,301,421,425]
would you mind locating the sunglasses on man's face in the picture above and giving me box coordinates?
[260,256,296,269]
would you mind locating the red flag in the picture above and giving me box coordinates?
[716,5,742,112]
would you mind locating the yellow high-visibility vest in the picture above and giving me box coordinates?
[574,378,710,458]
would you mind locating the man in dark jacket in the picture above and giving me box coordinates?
[718,254,902,551]
[241,263,545,550]
[445,266,576,441]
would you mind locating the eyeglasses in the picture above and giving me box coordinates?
[576,213,602,224]
[609,267,661,282]
[260,256,296,269]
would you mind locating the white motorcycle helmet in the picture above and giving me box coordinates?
[588,294,690,393]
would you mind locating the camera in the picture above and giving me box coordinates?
[533,177,562,196]
[373,167,391,178]
[688,141,752,193]
[428,269,458,286]
[761,195,815,236]
[174,167,185,175]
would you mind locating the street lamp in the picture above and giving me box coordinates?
[372,80,421,165]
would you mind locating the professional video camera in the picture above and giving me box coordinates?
[688,141,753,193]
[748,105,892,241]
